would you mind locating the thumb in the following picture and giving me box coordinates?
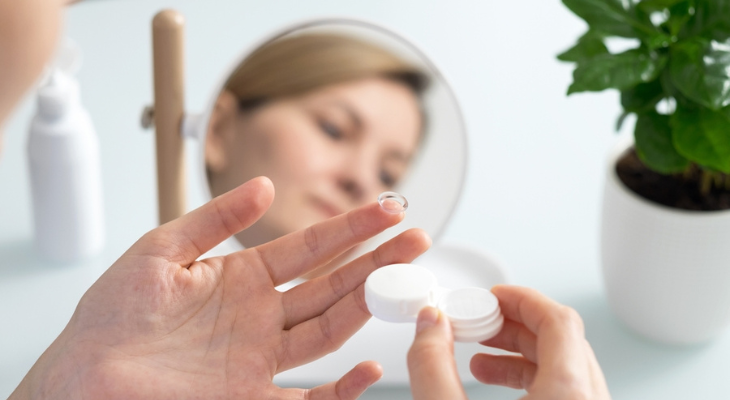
[407,307,467,400]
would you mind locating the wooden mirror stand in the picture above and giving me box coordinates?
[152,9,187,225]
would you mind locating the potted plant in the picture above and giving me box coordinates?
[559,0,730,344]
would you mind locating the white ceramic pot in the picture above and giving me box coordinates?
[601,139,730,345]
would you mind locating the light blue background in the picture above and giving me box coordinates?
[1,1,728,398]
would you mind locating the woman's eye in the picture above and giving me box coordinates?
[379,170,396,187]
[319,120,343,140]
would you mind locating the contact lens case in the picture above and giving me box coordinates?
[365,263,504,342]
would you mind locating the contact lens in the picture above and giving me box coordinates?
[378,191,408,214]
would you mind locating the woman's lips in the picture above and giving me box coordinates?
[311,197,346,218]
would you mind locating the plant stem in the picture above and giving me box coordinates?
[714,172,724,188]
[683,164,695,180]
[701,170,713,196]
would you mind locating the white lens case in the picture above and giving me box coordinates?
[365,263,504,342]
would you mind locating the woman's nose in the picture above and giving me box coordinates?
[336,149,377,203]
[338,179,365,202]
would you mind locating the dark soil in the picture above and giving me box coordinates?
[615,149,730,211]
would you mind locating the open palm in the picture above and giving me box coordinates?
[14,177,430,400]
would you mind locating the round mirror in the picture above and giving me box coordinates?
[196,18,467,268]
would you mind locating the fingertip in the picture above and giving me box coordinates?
[410,228,432,249]
[469,353,490,382]
[416,306,441,334]
[490,285,509,305]
[469,354,536,390]
[491,284,528,300]
[373,361,384,379]
[490,284,509,294]
[235,176,275,212]
[380,198,406,214]
[359,360,383,382]
[374,200,406,222]
[254,175,274,192]
[248,175,275,200]
[469,353,510,386]
[398,228,432,255]
[338,360,383,399]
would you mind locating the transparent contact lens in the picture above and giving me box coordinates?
[378,191,408,214]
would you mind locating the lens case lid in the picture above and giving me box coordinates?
[365,263,504,343]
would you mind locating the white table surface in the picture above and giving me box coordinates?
[1,1,729,399]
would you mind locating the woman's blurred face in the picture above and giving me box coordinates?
[206,77,422,247]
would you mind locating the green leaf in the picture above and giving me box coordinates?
[671,104,730,173]
[632,3,671,48]
[621,79,665,112]
[659,67,681,97]
[638,0,687,11]
[665,1,694,38]
[644,33,676,49]
[670,38,730,110]
[561,0,653,38]
[616,110,631,131]
[634,111,689,173]
[721,104,730,121]
[683,0,730,41]
[568,49,667,94]
[626,1,688,43]
[558,31,609,63]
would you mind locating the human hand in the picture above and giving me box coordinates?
[10,177,431,400]
[407,285,611,400]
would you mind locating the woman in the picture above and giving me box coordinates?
[2,3,610,399]
[204,33,429,249]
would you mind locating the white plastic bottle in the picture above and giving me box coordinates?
[27,69,105,261]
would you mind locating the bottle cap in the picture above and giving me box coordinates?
[365,264,504,342]
[37,70,80,120]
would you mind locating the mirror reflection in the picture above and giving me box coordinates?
[205,30,431,249]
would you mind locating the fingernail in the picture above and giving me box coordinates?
[378,192,408,214]
[381,199,405,213]
[416,307,439,333]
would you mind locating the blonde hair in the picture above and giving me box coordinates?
[224,33,429,108]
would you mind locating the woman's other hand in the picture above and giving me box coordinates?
[407,285,611,400]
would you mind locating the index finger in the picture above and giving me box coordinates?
[253,201,404,286]
[491,285,587,372]
[131,177,274,266]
